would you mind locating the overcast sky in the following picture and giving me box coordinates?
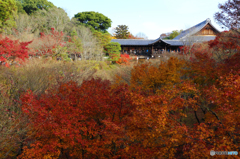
[49,0,227,39]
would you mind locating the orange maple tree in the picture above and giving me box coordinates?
[130,57,185,92]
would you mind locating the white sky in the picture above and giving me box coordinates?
[49,0,227,39]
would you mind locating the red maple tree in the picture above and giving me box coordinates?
[0,36,31,66]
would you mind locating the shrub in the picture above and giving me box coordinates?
[116,53,132,65]
[104,42,121,63]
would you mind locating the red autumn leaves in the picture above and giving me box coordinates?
[20,79,135,158]
[0,36,31,66]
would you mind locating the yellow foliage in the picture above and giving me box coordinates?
[111,36,117,39]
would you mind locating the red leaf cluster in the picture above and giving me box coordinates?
[116,53,133,65]
[0,36,31,66]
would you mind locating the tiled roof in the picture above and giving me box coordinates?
[112,38,184,46]
[180,36,216,42]
[173,18,220,40]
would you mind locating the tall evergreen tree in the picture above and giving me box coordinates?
[115,25,129,39]
[104,42,121,63]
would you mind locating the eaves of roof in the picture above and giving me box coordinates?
[111,38,184,46]
[111,39,154,46]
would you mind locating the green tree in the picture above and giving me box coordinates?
[104,42,121,63]
[0,0,17,33]
[93,31,112,47]
[15,0,26,14]
[16,0,55,15]
[164,30,182,39]
[70,28,77,37]
[115,25,129,39]
[74,11,112,33]
[67,31,83,60]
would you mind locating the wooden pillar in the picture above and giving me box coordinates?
[151,46,153,55]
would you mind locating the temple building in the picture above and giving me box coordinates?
[111,18,220,58]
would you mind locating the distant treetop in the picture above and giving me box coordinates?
[74,11,112,33]
[16,0,56,15]
[163,30,183,39]
[114,25,129,39]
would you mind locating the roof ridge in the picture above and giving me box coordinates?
[173,18,210,40]
[112,39,152,40]
[183,19,208,32]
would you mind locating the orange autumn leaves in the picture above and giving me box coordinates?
[20,78,196,158]
[131,57,185,92]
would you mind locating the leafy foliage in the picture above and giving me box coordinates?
[0,0,17,33]
[209,30,240,62]
[114,25,129,39]
[74,11,112,33]
[104,42,121,63]
[116,53,133,65]
[17,0,56,15]
[0,36,31,66]
[15,0,26,14]
[20,79,134,158]
[164,30,182,39]
[93,31,112,47]
[0,58,98,158]
[67,35,83,56]
[131,57,185,92]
